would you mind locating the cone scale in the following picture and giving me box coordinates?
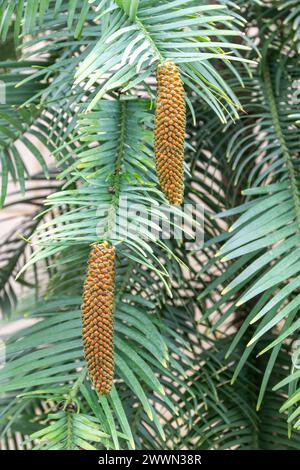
[154,61,186,205]
[81,242,116,395]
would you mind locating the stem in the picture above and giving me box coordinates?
[263,59,300,234]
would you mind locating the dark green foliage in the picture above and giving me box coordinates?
[0,0,299,451]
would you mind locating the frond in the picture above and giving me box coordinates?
[0,173,60,317]
[156,331,300,450]
[27,411,112,450]
[192,36,300,428]
[1,0,299,452]
[0,279,188,448]
[0,0,93,42]
[0,1,251,122]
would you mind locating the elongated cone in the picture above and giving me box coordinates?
[81,242,116,395]
[154,61,186,205]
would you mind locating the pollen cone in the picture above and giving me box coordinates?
[154,61,186,205]
[81,242,116,395]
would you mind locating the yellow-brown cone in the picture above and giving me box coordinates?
[154,61,186,205]
[81,242,116,395]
